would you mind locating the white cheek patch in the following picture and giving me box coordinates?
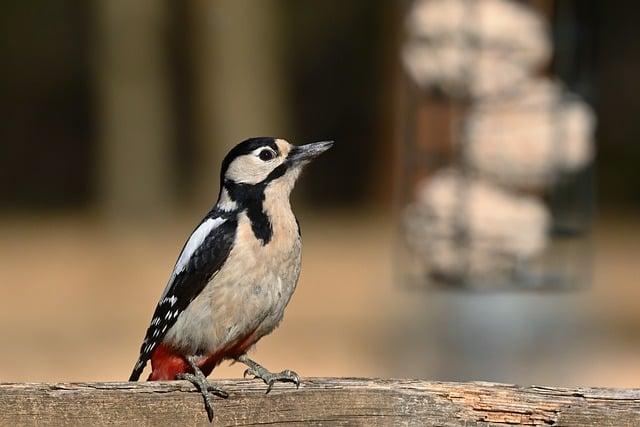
[225,152,285,184]
[225,155,272,184]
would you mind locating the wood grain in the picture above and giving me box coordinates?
[1,378,639,426]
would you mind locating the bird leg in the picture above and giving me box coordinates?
[237,354,300,394]
[176,355,228,422]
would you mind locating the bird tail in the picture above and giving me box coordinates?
[129,359,146,381]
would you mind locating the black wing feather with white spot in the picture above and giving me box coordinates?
[129,212,237,381]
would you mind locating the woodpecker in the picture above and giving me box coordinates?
[129,137,333,421]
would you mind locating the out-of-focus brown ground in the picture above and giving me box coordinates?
[0,212,639,387]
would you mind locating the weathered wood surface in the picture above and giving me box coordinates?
[1,378,639,426]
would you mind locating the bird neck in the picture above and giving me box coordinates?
[217,181,294,245]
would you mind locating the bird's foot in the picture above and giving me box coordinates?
[238,355,300,394]
[177,357,228,422]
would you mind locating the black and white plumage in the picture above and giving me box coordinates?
[128,137,333,399]
[129,210,238,381]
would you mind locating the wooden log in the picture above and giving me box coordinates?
[1,378,639,426]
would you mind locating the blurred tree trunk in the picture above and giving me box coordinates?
[92,0,174,220]
[530,0,555,18]
[186,0,290,205]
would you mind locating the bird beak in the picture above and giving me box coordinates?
[288,141,334,165]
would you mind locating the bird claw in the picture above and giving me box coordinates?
[276,369,301,389]
[177,368,228,422]
[208,384,229,399]
[238,355,301,393]
[245,367,300,393]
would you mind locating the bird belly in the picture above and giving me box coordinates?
[163,214,302,362]
[253,242,302,340]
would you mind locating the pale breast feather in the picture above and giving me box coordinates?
[129,212,238,381]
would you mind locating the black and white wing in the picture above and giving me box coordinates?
[129,212,237,381]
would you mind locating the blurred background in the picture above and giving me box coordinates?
[1,0,639,388]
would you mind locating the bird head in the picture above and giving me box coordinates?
[218,137,333,208]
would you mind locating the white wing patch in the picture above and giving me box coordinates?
[159,217,226,299]
[176,217,226,274]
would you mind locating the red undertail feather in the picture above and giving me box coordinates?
[147,331,260,381]
[148,344,191,381]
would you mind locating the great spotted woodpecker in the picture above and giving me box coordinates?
[129,137,333,421]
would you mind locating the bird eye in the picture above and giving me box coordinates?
[259,149,276,161]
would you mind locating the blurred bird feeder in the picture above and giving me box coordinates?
[397,0,596,290]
